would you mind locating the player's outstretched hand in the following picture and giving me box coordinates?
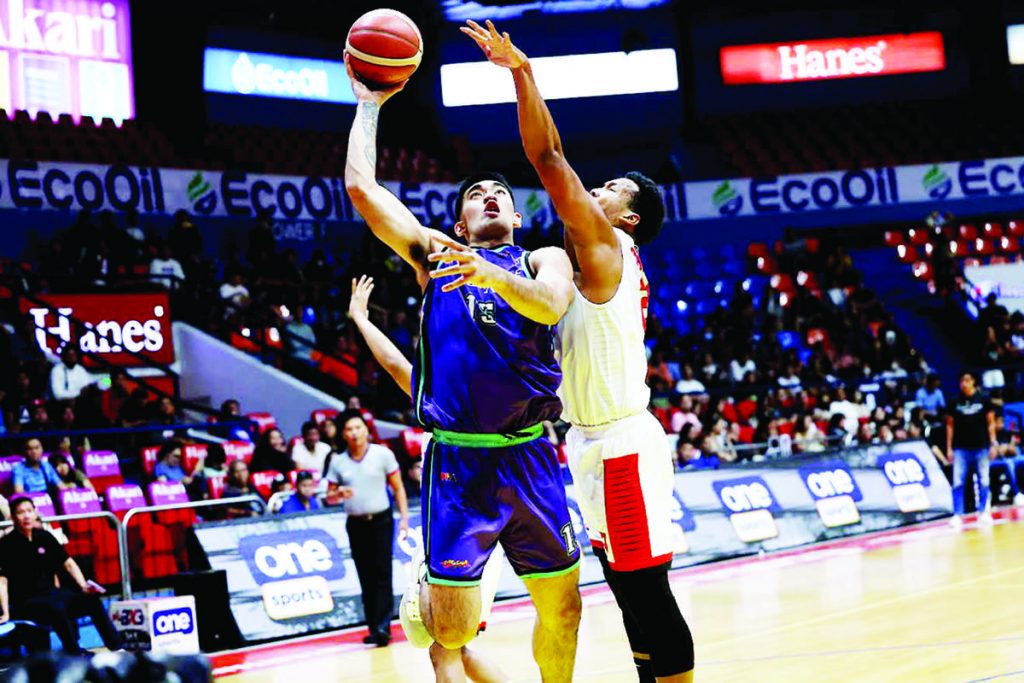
[349,276,374,323]
[343,53,407,105]
[460,19,527,70]
[428,232,504,293]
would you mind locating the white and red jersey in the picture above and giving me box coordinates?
[555,228,651,427]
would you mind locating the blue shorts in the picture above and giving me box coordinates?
[421,436,581,585]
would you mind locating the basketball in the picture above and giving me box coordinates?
[346,9,423,88]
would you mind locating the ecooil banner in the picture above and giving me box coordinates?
[684,156,1024,220]
[0,158,689,229]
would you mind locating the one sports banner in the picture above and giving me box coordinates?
[192,440,951,644]
[684,156,1024,220]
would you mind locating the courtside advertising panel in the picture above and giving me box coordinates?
[194,441,951,643]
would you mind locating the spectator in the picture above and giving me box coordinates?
[730,353,756,384]
[49,347,95,401]
[669,395,701,435]
[319,417,342,453]
[278,471,322,514]
[154,440,195,487]
[149,243,185,290]
[0,497,124,655]
[118,388,150,427]
[219,271,250,310]
[101,369,134,424]
[222,460,262,517]
[150,396,179,426]
[993,415,1024,506]
[197,444,228,497]
[795,415,825,452]
[49,453,93,491]
[675,365,706,395]
[915,374,946,419]
[325,410,409,647]
[285,309,318,364]
[167,210,203,266]
[251,428,294,475]
[267,474,292,513]
[291,420,332,474]
[947,372,996,527]
[826,413,848,446]
[12,439,60,494]
[778,365,801,389]
[25,400,54,433]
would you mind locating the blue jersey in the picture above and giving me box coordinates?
[412,244,562,434]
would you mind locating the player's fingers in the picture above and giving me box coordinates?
[429,231,469,253]
[464,20,489,41]
[430,265,470,279]
[485,19,500,39]
[428,251,469,264]
[503,32,512,46]
[441,276,470,292]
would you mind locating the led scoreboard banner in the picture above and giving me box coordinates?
[0,0,134,122]
[720,32,946,85]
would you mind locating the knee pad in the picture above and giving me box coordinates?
[614,567,695,676]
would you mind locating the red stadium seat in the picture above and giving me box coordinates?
[1000,237,1020,254]
[747,242,770,259]
[737,425,756,444]
[81,450,123,496]
[912,261,934,281]
[982,222,1003,239]
[884,231,905,247]
[246,412,278,435]
[778,421,796,437]
[206,475,226,500]
[1008,221,1024,238]
[401,427,428,460]
[311,408,340,425]
[958,224,978,241]
[897,245,919,263]
[252,471,279,500]
[907,228,931,246]
[974,239,995,256]
[224,440,255,464]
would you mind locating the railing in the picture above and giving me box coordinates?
[119,495,266,598]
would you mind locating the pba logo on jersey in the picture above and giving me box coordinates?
[798,461,863,528]
[922,165,952,200]
[712,476,781,542]
[877,452,932,513]
[238,529,342,621]
[712,180,743,216]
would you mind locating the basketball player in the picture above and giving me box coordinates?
[344,59,582,683]
[347,275,509,683]
[463,20,695,683]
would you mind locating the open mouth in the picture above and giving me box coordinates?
[483,199,500,217]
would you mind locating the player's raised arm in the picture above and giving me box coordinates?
[462,20,621,297]
[343,57,436,288]
[348,275,413,397]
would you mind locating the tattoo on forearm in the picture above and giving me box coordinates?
[362,102,379,168]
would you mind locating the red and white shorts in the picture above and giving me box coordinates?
[565,410,675,572]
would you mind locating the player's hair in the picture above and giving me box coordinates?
[624,171,665,246]
[301,420,319,436]
[454,172,515,221]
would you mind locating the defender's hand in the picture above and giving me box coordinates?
[344,54,407,105]
[349,276,375,323]
[460,20,527,70]
[428,233,504,293]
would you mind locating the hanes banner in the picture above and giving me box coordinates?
[20,293,174,367]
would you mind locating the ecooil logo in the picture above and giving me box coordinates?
[712,180,743,216]
[187,172,217,215]
[230,52,330,99]
[922,164,952,199]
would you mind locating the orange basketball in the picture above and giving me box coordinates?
[346,9,423,88]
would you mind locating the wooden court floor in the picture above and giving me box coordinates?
[216,510,1024,683]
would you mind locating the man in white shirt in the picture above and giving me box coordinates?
[730,353,756,384]
[49,348,94,401]
[150,244,186,290]
[325,410,409,647]
[219,272,250,309]
[674,365,706,395]
[290,420,332,474]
